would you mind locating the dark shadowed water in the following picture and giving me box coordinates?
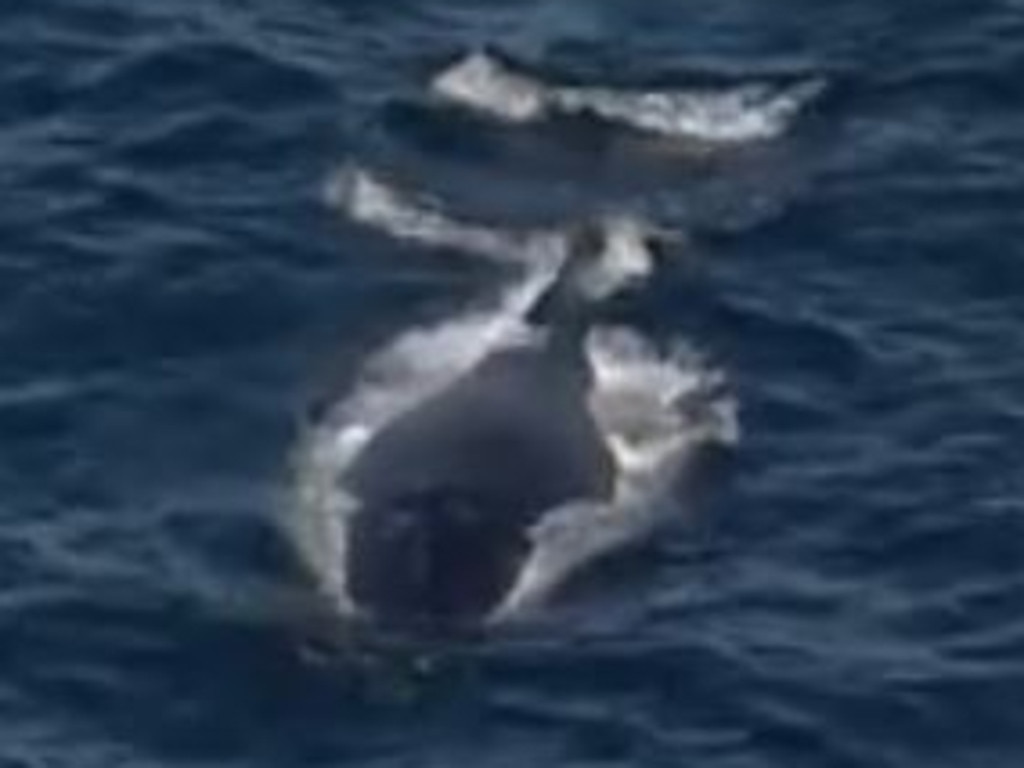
[3,1,1024,766]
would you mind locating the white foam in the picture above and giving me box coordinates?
[431,50,550,123]
[571,214,655,301]
[325,164,553,264]
[431,51,824,143]
[288,439,360,615]
[326,165,661,294]
[490,326,738,620]
[556,81,824,143]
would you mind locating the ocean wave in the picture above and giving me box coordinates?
[431,51,825,143]
[324,164,553,264]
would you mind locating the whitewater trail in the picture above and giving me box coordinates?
[431,50,825,144]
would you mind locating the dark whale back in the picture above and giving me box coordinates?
[343,340,616,623]
[342,224,621,624]
[346,342,613,517]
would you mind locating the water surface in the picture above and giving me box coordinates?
[2,1,1023,766]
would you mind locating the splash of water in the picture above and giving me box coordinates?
[431,51,825,143]
[491,326,738,621]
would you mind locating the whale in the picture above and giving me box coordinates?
[290,169,736,630]
[337,223,630,626]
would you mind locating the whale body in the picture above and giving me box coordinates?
[292,168,738,630]
[343,337,615,623]
[338,225,626,625]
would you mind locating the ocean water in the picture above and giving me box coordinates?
[3,1,1024,766]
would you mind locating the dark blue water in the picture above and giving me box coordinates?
[3,1,1024,766]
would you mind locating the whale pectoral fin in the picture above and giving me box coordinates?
[488,499,639,623]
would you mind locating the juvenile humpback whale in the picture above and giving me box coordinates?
[338,224,627,625]
[293,168,736,627]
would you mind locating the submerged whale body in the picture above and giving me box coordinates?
[292,175,737,628]
[339,226,622,625]
[344,340,615,623]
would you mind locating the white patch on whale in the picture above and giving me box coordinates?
[431,50,825,144]
[288,168,738,621]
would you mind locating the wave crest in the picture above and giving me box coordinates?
[431,51,825,143]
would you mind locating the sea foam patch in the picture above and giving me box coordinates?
[491,327,738,620]
[432,51,825,144]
